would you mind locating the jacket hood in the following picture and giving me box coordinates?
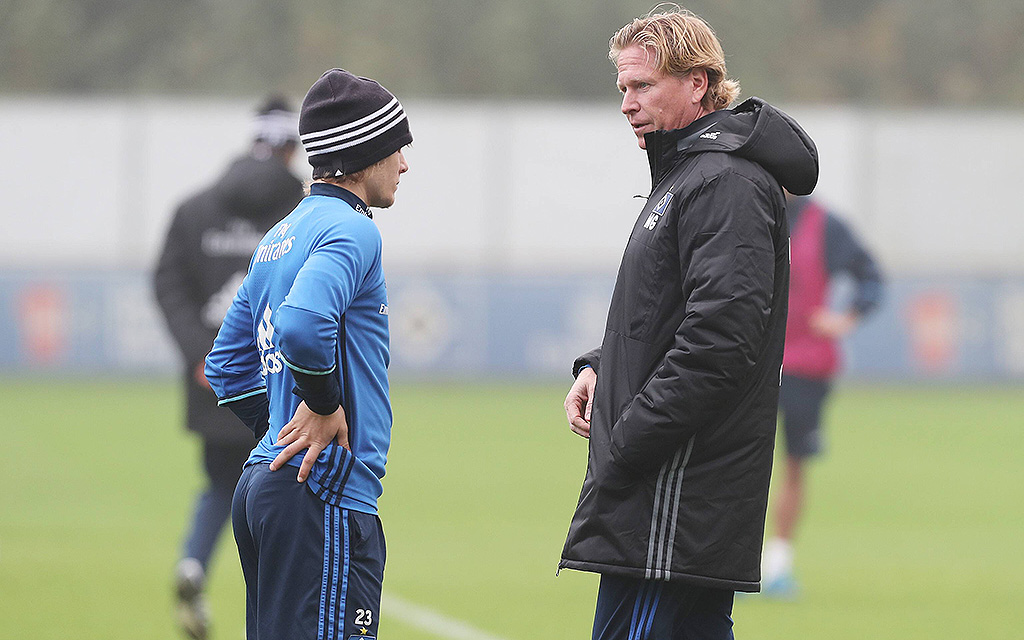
[645,97,818,195]
[213,154,304,224]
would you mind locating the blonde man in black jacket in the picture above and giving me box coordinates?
[561,8,818,639]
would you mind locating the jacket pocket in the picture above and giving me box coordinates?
[596,455,642,493]
[617,238,670,344]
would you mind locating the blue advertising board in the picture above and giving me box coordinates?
[1,270,1022,380]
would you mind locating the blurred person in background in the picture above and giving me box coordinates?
[760,194,883,599]
[205,69,411,640]
[561,7,817,639]
[153,96,303,639]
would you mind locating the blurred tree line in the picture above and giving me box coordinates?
[2,0,1022,106]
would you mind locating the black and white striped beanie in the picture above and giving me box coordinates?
[299,69,412,179]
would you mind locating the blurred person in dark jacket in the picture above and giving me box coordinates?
[560,8,818,639]
[760,194,883,599]
[153,96,303,640]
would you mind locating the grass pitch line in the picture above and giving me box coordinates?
[383,592,511,640]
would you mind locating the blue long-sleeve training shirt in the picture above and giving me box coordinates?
[205,182,391,514]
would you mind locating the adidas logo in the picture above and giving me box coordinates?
[700,131,721,140]
[257,305,275,351]
[257,305,284,375]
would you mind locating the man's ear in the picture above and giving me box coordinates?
[690,68,709,105]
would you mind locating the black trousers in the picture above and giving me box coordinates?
[181,439,251,567]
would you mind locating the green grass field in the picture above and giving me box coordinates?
[1,378,1021,639]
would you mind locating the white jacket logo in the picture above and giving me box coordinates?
[202,271,246,328]
[644,192,674,231]
[258,305,284,375]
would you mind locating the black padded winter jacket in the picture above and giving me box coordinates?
[559,98,818,591]
[154,154,303,443]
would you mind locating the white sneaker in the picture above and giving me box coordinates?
[762,572,800,600]
[175,558,209,640]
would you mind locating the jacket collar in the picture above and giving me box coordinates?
[644,109,733,187]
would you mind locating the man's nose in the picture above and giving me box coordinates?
[621,91,637,115]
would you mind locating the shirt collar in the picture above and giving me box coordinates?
[309,182,372,219]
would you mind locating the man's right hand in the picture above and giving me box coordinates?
[270,401,350,483]
[564,367,597,438]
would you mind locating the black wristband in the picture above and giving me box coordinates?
[290,369,341,415]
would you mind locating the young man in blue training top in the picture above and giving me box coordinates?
[205,68,411,640]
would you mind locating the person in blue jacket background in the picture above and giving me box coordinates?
[205,68,411,640]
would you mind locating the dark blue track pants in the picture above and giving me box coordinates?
[232,463,385,640]
[593,574,735,640]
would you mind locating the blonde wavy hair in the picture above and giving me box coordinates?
[609,5,740,111]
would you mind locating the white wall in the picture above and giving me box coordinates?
[0,97,1021,275]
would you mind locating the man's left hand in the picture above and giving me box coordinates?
[270,401,350,483]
